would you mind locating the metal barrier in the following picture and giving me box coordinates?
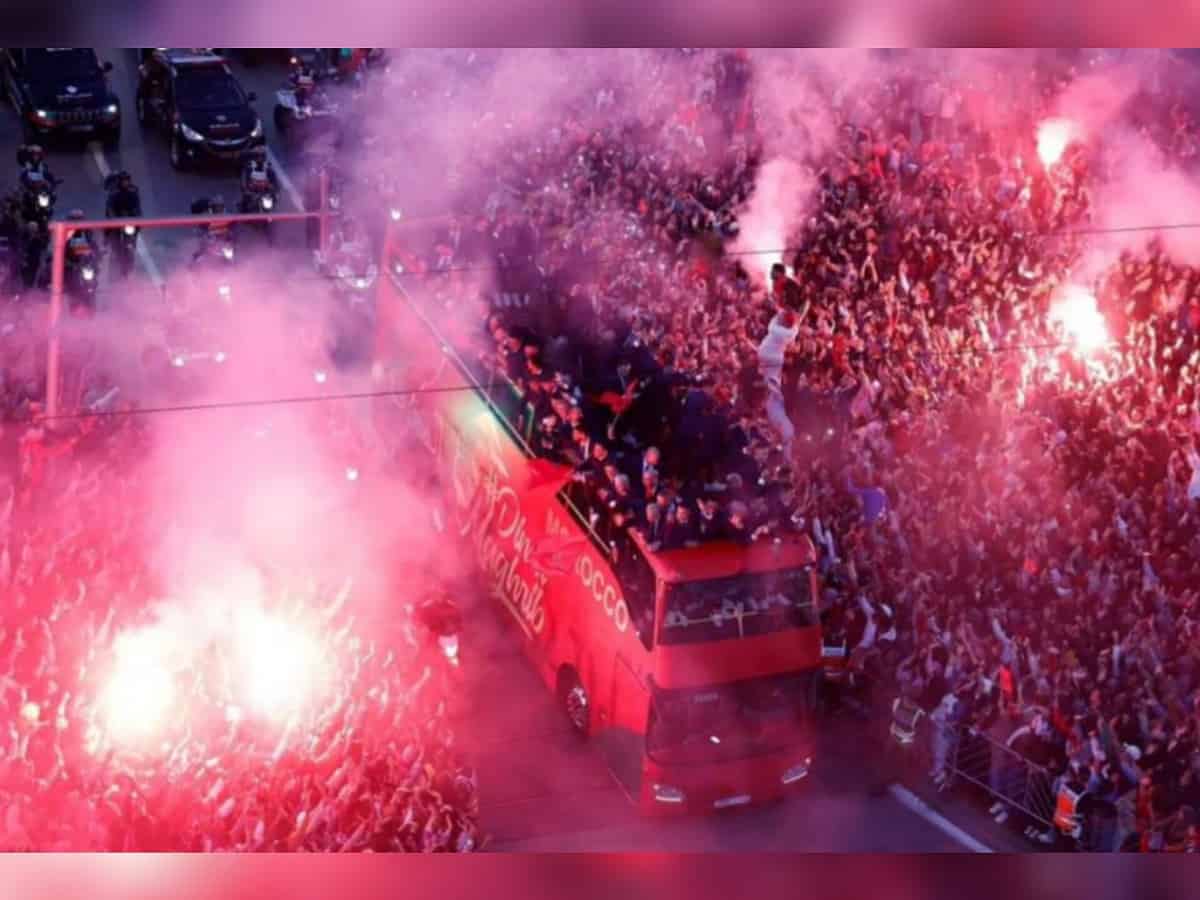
[869,696,1136,852]
[924,716,1057,832]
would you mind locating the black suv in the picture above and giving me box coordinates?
[1,48,121,147]
[135,49,263,170]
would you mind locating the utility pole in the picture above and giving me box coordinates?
[45,222,68,423]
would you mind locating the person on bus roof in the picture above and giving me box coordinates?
[664,503,701,549]
[636,502,667,552]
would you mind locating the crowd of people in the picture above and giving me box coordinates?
[0,328,482,851]
[9,46,1200,852]
[375,49,1200,852]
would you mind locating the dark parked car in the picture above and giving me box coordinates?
[1,48,121,147]
[135,49,263,170]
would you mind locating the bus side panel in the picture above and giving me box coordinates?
[377,271,652,736]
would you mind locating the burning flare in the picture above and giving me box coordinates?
[1037,118,1075,168]
[1049,285,1109,354]
[101,630,176,745]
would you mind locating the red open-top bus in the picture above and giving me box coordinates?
[372,241,822,814]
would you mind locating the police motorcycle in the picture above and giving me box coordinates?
[237,147,280,244]
[62,210,99,316]
[417,592,464,675]
[0,196,22,297]
[18,170,57,230]
[273,61,341,151]
[16,145,60,225]
[188,196,237,306]
[190,196,237,268]
[0,234,20,298]
[103,172,141,279]
[316,217,377,366]
[406,590,466,718]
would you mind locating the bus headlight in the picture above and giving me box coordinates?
[261,195,275,211]
[652,784,686,805]
[781,758,812,785]
[37,193,50,209]
[80,266,96,282]
[123,225,136,237]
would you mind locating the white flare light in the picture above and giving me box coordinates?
[101,631,176,745]
[1037,118,1075,168]
[1049,285,1109,354]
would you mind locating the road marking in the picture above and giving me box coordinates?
[888,784,994,853]
[265,146,305,211]
[89,143,165,289]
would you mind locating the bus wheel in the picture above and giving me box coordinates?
[558,669,590,738]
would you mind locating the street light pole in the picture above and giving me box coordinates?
[45,222,68,424]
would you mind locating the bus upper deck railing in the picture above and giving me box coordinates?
[386,271,613,554]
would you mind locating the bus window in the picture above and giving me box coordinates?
[658,567,816,646]
[615,541,656,651]
[647,670,820,764]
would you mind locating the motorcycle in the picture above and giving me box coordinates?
[273,75,340,151]
[19,171,57,227]
[109,222,139,279]
[65,242,99,315]
[238,165,279,244]
[0,236,19,297]
[415,597,465,710]
[318,247,377,367]
[104,174,140,279]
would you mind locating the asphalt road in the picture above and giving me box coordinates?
[0,48,317,300]
[458,592,981,852]
[2,48,987,853]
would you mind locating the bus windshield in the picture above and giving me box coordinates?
[647,671,819,765]
[658,568,815,645]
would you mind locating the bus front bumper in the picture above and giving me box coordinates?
[639,748,814,815]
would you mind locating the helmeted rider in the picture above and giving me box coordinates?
[105,171,142,219]
[240,146,279,197]
[16,145,58,184]
[330,216,369,265]
[65,210,98,257]
[190,195,233,262]
[18,169,55,221]
[287,60,322,109]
